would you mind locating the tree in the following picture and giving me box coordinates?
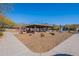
[0,15,16,28]
[63,24,77,32]
[0,4,15,28]
[50,24,60,31]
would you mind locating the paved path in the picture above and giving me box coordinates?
[0,32,41,56]
[41,33,79,56]
[0,32,79,56]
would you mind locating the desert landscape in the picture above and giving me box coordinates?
[0,3,79,56]
[7,29,72,53]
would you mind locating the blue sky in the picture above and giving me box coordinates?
[4,3,79,25]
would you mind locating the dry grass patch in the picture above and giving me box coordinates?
[14,31,72,53]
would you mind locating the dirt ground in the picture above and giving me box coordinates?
[11,29,72,53]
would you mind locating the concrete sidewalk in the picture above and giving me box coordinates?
[0,32,41,56]
[0,32,79,56]
[41,33,79,56]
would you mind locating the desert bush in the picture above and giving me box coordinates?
[29,33,32,36]
[0,32,3,37]
[0,27,5,31]
[40,33,45,37]
[50,33,55,35]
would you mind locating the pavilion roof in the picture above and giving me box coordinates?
[25,24,50,28]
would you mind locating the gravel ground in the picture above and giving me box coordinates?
[15,31,72,53]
